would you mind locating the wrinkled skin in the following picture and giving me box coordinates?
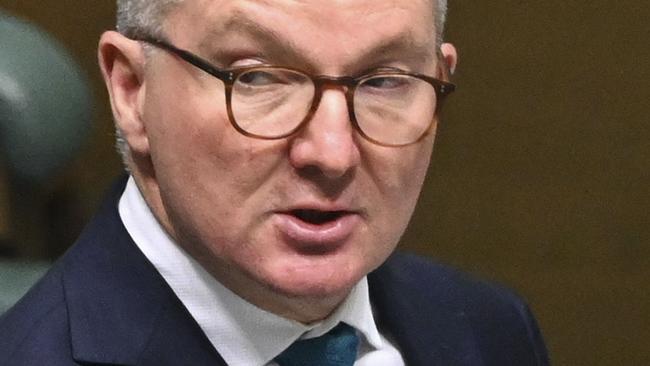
[99,0,457,322]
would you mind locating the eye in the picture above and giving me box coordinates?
[237,69,283,86]
[362,76,408,90]
[360,75,413,95]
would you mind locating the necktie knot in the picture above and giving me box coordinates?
[275,323,359,366]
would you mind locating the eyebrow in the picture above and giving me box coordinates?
[200,12,436,72]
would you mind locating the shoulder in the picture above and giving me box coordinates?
[369,252,550,365]
[373,252,522,308]
[0,262,76,365]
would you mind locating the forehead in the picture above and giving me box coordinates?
[170,0,435,26]
[165,0,437,65]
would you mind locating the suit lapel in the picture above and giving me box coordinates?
[62,178,226,366]
[368,254,484,366]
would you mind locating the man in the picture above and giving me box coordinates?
[0,0,549,365]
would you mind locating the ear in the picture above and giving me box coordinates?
[440,43,458,76]
[98,31,149,156]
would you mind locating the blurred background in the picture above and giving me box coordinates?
[0,1,647,365]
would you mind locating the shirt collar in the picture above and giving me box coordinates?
[118,177,383,366]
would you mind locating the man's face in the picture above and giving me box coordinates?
[134,0,447,315]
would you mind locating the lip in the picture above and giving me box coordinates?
[273,209,362,252]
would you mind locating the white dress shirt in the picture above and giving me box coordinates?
[118,177,404,366]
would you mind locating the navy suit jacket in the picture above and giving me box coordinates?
[0,179,549,365]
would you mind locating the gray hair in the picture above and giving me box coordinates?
[116,0,181,38]
[113,0,448,165]
[435,0,448,45]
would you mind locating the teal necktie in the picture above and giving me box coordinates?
[275,323,359,366]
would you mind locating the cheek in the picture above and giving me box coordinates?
[144,57,232,153]
[373,139,433,198]
[367,139,434,235]
[143,81,290,238]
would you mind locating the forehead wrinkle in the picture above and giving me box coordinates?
[196,4,436,73]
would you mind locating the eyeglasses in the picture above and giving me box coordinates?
[133,35,456,147]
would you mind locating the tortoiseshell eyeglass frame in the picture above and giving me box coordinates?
[131,35,456,147]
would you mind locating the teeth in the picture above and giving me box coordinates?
[293,210,343,224]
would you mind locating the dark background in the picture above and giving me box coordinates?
[1,1,648,365]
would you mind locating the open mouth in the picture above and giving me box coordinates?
[275,208,360,246]
[291,209,347,225]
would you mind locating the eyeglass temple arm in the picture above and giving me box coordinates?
[134,36,234,82]
[433,48,456,96]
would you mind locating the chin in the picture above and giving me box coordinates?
[263,261,363,300]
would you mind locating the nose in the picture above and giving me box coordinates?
[288,87,361,179]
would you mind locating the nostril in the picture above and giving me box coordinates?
[288,137,360,179]
[292,209,344,225]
